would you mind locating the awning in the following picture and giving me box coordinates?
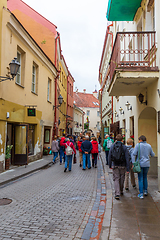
[106,0,142,21]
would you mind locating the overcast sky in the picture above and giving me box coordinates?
[23,0,108,94]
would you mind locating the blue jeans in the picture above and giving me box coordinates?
[53,152,58,162]
[82,153,91,169]
[138,167,149,194]
[65,155,73,171]
[105,151,109,165]
[60,148,64,163]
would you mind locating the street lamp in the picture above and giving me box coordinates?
[0,58,20,82]
[53,94,63,110]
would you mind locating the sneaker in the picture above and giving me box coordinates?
[79,164,82,167]
[138,193,144,199]
[82,168,86,170]
[115,195,120,200]
[133,185,136,189]
[121,192,123,195]
[125,188,129,191]
[144,190,148,196]
[64,168,67,172]
[95,165,97,168]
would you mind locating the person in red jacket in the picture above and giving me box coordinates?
[62,138,76,172]
[91,137,99,168]
[59,136,65,164]
[77,136,83,167]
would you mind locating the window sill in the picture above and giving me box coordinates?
[15,82,25,88]
[31,91,38,96]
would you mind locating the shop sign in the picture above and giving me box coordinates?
[28,108,36,117]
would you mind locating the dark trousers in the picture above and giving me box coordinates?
[92,153,98,167]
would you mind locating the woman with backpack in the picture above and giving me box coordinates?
[103,134,114,165]
[62,138,76,172]
[91,137,99,168]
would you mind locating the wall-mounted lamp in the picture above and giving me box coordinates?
[53,94,63,110]
[114,111,119,117]
[125,101,132,111]
[0,58,20,82]
[138,93,147,105]
[119,107,124,114]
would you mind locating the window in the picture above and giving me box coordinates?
[16,51,21,84]
[28,125,35,155]
[87,110,90,116]
[44,129,50,144]
[47,78,51,101]
[32,62,38,94]
[97,111,100,117]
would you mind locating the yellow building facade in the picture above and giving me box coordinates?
[0,4,57,171]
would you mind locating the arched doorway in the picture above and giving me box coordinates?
[138,107,157,176]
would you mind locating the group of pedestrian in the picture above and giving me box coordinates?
[103,133,155,200]
[51,134,76,172]
[78,135,101,170]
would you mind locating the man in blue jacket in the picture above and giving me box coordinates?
[81,135,92,170]
[108,134,129,200]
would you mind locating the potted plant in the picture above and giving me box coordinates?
[5,145,13,170]
[43,147,48,155]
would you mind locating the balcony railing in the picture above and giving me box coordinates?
[110,31,157,83]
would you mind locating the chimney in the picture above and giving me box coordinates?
[93,90,98,99]
[83,89,86,94]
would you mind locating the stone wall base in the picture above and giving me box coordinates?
[28,152,43,164]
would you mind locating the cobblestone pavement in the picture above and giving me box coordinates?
[0,154,100,240]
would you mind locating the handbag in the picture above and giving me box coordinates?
[133,143,141,173]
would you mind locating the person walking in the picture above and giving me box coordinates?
[108,134,130,200]
[81,135,92,170]
[91,137,99,168]
[63,138,76,172]
[59,136,65,164]
[103,134,114,165]
[51,136,59,164]
[124,138,136,191]
[78,136,83,167]
[133,135,155,199]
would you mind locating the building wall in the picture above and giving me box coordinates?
[82,107,100,137]
[0,7,57,170]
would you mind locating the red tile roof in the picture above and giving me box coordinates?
[74,92,99,108]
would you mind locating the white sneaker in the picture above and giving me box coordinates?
[138,193,144,199]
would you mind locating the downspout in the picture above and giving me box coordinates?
[107,25,114,124]
[66,75,69,134]
[53,32,60,138]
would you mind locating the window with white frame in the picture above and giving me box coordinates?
[47,78,51,101]
[97,111,100,117]
[16,51,21,84]
[87,110,90,116]
[32,62,38,94]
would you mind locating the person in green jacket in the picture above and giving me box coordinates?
[103,134,114,165]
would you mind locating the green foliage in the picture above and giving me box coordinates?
[5,145,13,159]
[84,122,89,130]
[43,148,48,155]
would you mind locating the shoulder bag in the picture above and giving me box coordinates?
[133,143,141,173]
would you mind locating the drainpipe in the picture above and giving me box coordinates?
[53,32,60,138]
[66,75,69,134]
[107,24,114,124]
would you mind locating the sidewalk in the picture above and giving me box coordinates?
[0,155,53,186]
[100,151,160,240]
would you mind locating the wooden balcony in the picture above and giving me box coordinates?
[108,31,159,96]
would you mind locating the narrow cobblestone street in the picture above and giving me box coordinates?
[0,154,98,240]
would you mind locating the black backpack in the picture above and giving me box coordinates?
[111,142,125,164]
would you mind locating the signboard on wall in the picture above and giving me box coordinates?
[27,108,36,117]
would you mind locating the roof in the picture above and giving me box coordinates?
[74,92,99,108]
[8,0,57,64]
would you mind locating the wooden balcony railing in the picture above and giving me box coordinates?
[110,31,157,83]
